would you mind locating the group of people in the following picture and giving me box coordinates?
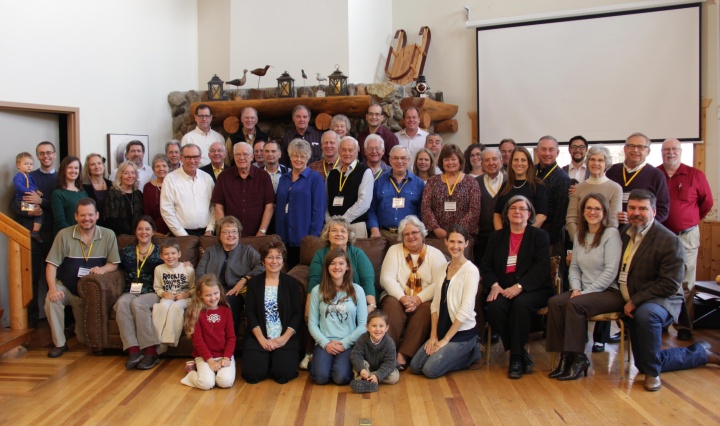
[11,102,719,392]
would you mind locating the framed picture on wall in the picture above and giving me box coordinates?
[107,134,150,171]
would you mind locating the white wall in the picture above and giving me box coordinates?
[0,0,199,160]
[0,111,59,327]
[226,0,350,90]
[348,0,393,83]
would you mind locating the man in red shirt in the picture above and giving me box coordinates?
[658,138,713,340]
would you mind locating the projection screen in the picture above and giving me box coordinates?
[475,4,701,144]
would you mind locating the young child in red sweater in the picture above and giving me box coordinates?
[181,274,236,390]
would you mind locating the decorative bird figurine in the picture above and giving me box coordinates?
[251,65,273,88]
[301,69,308,87]
[315,72,327,84]
[226,69,248,88]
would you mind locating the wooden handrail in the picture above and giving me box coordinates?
[0,212,32,330]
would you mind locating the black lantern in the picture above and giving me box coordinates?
[327,65,348,96]
[207,74,225,101]
[277,71,295,98]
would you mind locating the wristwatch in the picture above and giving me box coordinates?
[516,284,523,290]
[259,229,267,234]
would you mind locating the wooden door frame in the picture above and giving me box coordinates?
[0,101,80,156]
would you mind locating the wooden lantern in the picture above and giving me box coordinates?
[207,74,225,101]
[277,71,295,98]
[327,66,348,96]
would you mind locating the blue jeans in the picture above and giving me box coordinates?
[311,345,353,385]
[628,302,708,377]
[410,338,481,379]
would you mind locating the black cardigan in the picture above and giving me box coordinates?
[480,225,551,293]
[243,272,303,351]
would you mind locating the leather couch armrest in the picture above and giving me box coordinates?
[78,270,126,349]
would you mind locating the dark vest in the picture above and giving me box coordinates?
[327,163,369,223]
[477,174,505,237]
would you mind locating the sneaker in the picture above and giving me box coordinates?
[350,379,378,393]
[299,353,312,370]
[185,361,196,373]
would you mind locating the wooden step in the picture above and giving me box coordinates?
[0,328,33,357]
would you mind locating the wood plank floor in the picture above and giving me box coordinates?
[2,322,720,425]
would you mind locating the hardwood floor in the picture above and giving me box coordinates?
[2,322,720,425]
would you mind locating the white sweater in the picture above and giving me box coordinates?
[431,261,479,332]
[379,243,448,303]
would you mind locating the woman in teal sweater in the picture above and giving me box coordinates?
[50,156,88,236]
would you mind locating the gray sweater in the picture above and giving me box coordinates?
[569,227,622,294]
[350,332,397,381]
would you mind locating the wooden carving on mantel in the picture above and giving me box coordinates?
[385,27,431,85]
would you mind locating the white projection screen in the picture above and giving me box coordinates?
[476,4,700,144]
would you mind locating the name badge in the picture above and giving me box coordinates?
[618,271,628,285]
[392,197,405,208]
[622,192,630,202]
[444,201,457,212]
[130,282,143,294]
[77,267,91,277]
[333,196,344,206]
[507,255,517,267]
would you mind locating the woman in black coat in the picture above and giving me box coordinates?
[241,241,303,384]
[482,195,552,380]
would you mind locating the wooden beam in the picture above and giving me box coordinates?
[399,97,458,121]
[191,96,373,125]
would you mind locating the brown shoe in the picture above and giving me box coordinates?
[644,375,661,391]
[48,344,68,358]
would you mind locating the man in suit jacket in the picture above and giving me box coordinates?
[562,135,591,184]
[199,141,226,183]
[620,189,718,391]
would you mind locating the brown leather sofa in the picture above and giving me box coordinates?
[78,233,282,356]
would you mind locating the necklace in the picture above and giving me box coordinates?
[513,180,527,189]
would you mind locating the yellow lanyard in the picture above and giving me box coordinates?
[22,172,30,188]
[622,164,646,187]
[536,163,558,181]
[266,168,279,186]
[621,235,638,271]
[81,241,94,262]
[444,173,463,197]
[136,244,153,278]
[323,157,340,177]
[338,164,353,192]
[390,175,409,195]
[373,168,383,181]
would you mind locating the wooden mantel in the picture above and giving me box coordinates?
[191,96,373,126]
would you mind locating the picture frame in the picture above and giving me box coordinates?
[107,134,150,171]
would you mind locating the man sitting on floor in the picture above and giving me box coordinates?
[620,189,719,391]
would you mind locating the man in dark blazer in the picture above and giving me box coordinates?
[621,189,718,391]
[199,141,226,183]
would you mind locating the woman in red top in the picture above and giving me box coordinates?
[181,275,237,390]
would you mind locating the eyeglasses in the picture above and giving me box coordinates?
[508,206,529,212]
[183,155,201,161]
[625,144,649,151]
[366,146,383,153]
[403,230,421,238]
[265,256,283,261]
[390,156,409,161]
[569,145,586,151]
[220,229,239,235]
[37,151,55,157]
[584,206,603,212]
[196,114,212,119]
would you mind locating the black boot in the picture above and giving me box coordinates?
[521,349,535,374]
[548,352,575,379]
[557,353,590,381]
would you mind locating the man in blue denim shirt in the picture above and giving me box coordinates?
[368,146,425,239]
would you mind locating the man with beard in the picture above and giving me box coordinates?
[657,138,713,340]
[45,198,120,357]
[619,189,719,391]
[562,135,590,184]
